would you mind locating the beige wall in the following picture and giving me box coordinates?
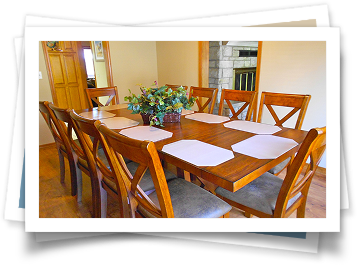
[108,41,199,104]
[258,41,326,129]
[156,41,199,87]
[156,41,199,111]
[39,43,55,145]
[258,41,326,167]
[109,41,158,103]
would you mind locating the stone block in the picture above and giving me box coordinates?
[209,47,220,60]
[222,68,233,78]
[209,61,216,68]
[209,41,220,47]
[234,61,245,68]
[219,61,233,69]
[219,78,230,84]
[209,68,219,78]
[223,46,233,57]
[251,57,257,66]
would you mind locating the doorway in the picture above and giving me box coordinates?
[43,41,113,109]
[204,41,262,120]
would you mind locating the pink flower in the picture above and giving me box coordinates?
[154,81,158,86]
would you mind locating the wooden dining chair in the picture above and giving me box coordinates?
[218,89,256,120]
[69,110,177,218]
[39,101,78,197]
[189,86,218,114]
[165,84,189,91]
[96,122,232,218]
[49,103,117,217]
[48,103,84,201]
[86,86,120,108]
[257,91,311,175]
[215,127,326,218]
[257,91,311,130]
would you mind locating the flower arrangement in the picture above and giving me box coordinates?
[124,81,196,126]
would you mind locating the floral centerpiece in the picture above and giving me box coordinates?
[124,81,196,126]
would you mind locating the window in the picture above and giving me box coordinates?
[83,48,95,78]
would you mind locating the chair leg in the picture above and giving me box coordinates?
[100,185,107,218]
[221,212,230,218]
[90,181,101,218]
[68,159,78,197]
[58,150,65,184]
[297,200,307,218]
[244,211,252,218]
[76,166,83,203]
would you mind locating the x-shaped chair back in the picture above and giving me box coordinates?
[257,92,311,129]
[218,89,256,120]
[96,122,175,218]
[189,86,218,114]
[86,86,119,108]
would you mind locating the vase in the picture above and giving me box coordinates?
[140,113,152,125]
[163,112,181,123]
[140,112,181,125]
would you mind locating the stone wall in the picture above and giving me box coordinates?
[209,41,257,118]
[209,41,258,99]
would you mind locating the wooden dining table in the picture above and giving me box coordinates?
[76,107,308,193]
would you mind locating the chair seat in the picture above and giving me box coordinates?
[138,178,232,218]
[268,158,291,175]
[215,172,300,215]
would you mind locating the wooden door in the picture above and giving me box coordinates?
[42,41,89,110]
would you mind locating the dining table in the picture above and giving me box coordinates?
[76,106,308,193]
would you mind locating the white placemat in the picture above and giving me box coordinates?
[231,135,298,159]
[181,109,195,115]
[162,140,234,166]
[97,104,129,111]
[185,113,230,123]
[224,120,282,134]
[101,117,139,129]
[119,126,173,142]
[79,110,116,119]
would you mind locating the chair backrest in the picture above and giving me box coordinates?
[96,122,175,218]
[39,101,63,146]
[218,89,256,120]
[257,92,311,129]
[258,91,311,129]
[48,103,83,158]
[165,84,189,91]
[189,86,218,114]
[274,127,326,218]
[86,86,120,108]
[70,110,120,217]
[69,110,110,175]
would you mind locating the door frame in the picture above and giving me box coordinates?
[102,41,114,87]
